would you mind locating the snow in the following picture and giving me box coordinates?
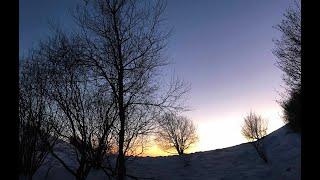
[31,124,300,180]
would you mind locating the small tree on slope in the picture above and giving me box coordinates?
[241,111,268,163]
[155,113,198,155]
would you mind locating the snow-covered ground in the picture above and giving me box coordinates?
[32,125,300,180]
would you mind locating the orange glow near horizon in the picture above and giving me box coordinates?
[138,105,284,157]
[139,141,198,157]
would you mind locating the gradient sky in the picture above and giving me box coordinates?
[20,0,293,156]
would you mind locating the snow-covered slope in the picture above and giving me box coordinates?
[262,125,301,179]
[32,124,301,180]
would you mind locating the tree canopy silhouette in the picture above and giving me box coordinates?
[241,111,268,163]
[273,0,301,92]
[241,112,268,142]
[273,0,301,132]
[155,113,198,155]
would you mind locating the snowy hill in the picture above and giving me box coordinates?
[33,125,300,180]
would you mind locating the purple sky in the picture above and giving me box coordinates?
[19,0,293,152]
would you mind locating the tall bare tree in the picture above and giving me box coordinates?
[19,59,59,180]
[273,0,301,92]
[241,111,268,163]
[72,0,189,179]
[273,0,301,132]
[155,113,198,155]
[33,32,118,180]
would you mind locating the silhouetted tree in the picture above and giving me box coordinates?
[155,113,198,155]
[281,89,301,132]
[273,0,301,132]
[33,32,117,180]
[241,111,268,163]
[273,0,301,92]
[19,59,59,180]
[21,1,188,179]
[72,0,188,179]
[241,112,268,141]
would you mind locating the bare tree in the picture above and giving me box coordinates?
[273,0,301,132]
[155,113,198,155]
[273,0,301,92]
[19,59,59,180]
[72,0,189,179]
[241,112,268,141]
[32,32,118,180]
[241,111,268,163]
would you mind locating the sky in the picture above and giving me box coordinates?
[19,0,293,156]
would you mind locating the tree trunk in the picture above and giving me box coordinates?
[117,114,126,180]
[75,159,91,180]
[117,68,126,180]
[28,174,33,180]
[75,169,90,180]
[253,141,268,163]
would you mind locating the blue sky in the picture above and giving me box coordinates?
[19,0,293,153]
